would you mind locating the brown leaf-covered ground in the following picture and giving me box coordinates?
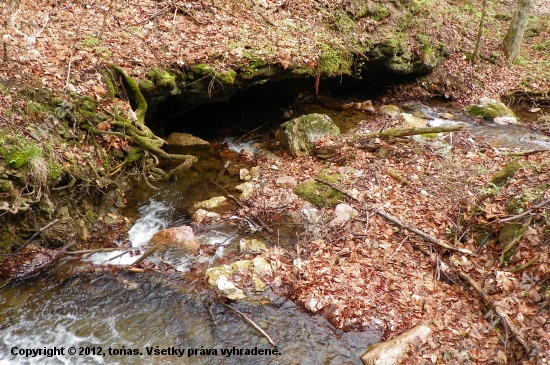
[232,124,549,363]
[1,0,549,364]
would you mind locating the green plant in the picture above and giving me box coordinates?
[79,36,101,48]
[371,4,390,21]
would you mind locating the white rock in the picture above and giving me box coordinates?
[215,275,246,300]
[192,196,231,212]
[239,168,250,181]
[276,175,297,188]
[401,113,428,128]
[235,181,255,199]
[330,203,359,226]
[361,324,432,365]
[493,116,519,125]
[192,209,221,223]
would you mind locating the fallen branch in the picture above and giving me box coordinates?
[361,125,463,139]
[499,198,550,223]
[510,255,539,273]
[130,242,163,266]
[314,178,359,202]
[376,211,474,255]
[15,219,59,252]
[453,266,530,352]
[219,302,276,346]
[65,247,132,255]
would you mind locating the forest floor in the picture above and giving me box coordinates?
[0,0,549,364]
[227,116,550,364]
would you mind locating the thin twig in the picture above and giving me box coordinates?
[15,219,59,252]
[219,302,276,346]
[510,255,540,273]
[376,210,474,255]
[499,198,550,223]
[314,178,359,202]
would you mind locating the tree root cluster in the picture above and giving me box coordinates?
[83,65,197,189]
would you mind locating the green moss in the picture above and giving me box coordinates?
[138,79,155,92]
[499,218,531,264]
[111,65,147,124]
[190,64,215,76]
[295,176,343,207]
[215,69,237,84]
[3,141,42,169]
[379,36,405,55]
[491,161,522,187]
[26,101,44,118]
[0,179,14,192]
[47,161,63,181]
[465,99,516,119]
[79,96,97,114]
[416,33,432,54]
[146,68,178,89]
[371,4,390,21]
[318,43,352,77]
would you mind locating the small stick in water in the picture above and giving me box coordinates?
[219,302,276,346]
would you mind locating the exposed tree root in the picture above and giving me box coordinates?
[80,65,198,188]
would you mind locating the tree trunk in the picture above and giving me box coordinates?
[503,0,535,63]
[470,0,488,64]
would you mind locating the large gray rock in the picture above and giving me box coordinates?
[465,98,516,120]
[278,113,340,157]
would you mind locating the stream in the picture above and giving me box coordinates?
[1,96,549,365]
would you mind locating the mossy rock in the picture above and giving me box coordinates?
[490,161,522,187]
[499,218,531,263]
[278,113,340,157]
[138,79,155,92]
[216,70,237,84]
[0,179,13,192]
[146,68,178,89]
[295,173,343,207]
[189,64,215,76]
[465,98,516,119]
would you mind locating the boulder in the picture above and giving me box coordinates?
[354,100,375,112]
[465,98,516,120]
[379,105,401,117]
[439,112,454,119]
[278,113,340,157]
[166,132,209,147]
[493,116,519,125]
[150,226,200,254]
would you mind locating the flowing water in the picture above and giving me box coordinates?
[1,96,548,365]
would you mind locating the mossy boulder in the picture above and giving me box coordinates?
[499,218,531,263]
[490,161,522,187]
[465,98,516,120]
[278,113,340,157]
[295,172,343,207]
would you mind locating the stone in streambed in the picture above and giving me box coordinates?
[150,226,200,254]
[166,132,209,147]
[278,113,340,157]
[465,98,516,120]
